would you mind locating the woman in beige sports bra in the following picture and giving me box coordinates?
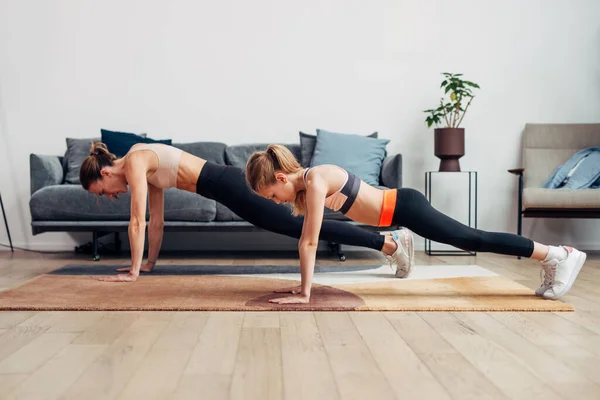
[245,144,587,304]
[78,142,415,283]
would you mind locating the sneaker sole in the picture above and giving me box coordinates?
[395,228,414,278]
[545,251,587,300]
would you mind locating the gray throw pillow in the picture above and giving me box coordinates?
[299,130,377,167]
[310,129,389,186]
[63,133,146,184]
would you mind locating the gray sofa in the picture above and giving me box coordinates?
[29,141,403,261]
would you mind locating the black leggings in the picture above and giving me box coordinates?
[392,188,534,257]
[196,162,385,250]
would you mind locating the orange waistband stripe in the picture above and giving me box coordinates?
[378,189,397,227]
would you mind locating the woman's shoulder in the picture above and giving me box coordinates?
[308,164,348,177]
[305,165,348,190]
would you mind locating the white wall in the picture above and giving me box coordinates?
[1,0,599,253]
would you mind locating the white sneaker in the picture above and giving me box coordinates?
[536,259,557,297]
[542,246,586,300]
[385,228,414,278]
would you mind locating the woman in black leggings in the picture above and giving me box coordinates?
[246,144,588,304]
[77,142,411,282]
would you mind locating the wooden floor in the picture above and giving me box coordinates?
[0,249,599,400]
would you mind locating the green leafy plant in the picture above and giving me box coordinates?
[424,73,480,128]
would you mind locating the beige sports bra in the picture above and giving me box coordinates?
[127,144,183,189]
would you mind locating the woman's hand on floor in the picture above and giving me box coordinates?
[269,295,310,304]
[98,273,138,282]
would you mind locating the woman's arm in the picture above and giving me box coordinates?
[269,173,327,304]
[116,183,164,274]
[145,184,164,269]
[99,154,148,282]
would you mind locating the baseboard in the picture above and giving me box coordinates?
[0,242,76,252]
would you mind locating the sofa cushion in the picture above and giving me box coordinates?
[64,137,99,185]
[30,185,216,222]
[162,189,217,221]
[30,154,64,194]
[101,129,172,158]
[225,144,302,169]
[311,129,389,186]
[172,142,227,164]
[299,131,378,168]
[216,203,243,221]
[522,188,600,209]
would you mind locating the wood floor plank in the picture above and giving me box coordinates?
[385,312,508,400]
[230,325,283,400]
[489,312,574,347]
[5,344,106,400]
[314,312,396,400]
[280,312,339,400]
[561,334,600,357]
[557,310,600,334]
[172,374,232,400]
[454,312,600,400]
[525,311,599,336]
[72,312,141,345]
[117,312,209,400]
[0,374,29,398]
[350,312,451,400]
[0,312,35,329]
[44,311,105,333]
[421,312,563,400]
[418,353,509,400]
[60,312,174,400]
[174,312,244,399]
[243,311,280,328]
[16,311,54,328]
[183,312,244,375]
[0,323,49,363]
[540,344,600,386]
[384,312,456,355]
[0,332,79,374]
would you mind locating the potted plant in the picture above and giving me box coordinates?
[424,73,480,172]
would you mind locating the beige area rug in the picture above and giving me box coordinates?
[0,263,573,311]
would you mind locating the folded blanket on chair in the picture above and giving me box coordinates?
[543,146,600,189]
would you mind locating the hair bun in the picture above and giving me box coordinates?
[88,142,116,161]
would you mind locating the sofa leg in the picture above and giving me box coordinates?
[114,232,121,253]
[329,242,346,262]
[92,232,100,262]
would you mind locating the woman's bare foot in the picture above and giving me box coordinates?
[116,263,154,273]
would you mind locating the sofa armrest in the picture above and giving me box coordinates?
[30,154,64,195]
[380,153,402,188]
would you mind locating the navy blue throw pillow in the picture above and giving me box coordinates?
[101,129,172,157]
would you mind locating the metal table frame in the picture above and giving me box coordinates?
[424,171,478,256]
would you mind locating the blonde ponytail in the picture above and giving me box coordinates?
[246,144,306,215]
